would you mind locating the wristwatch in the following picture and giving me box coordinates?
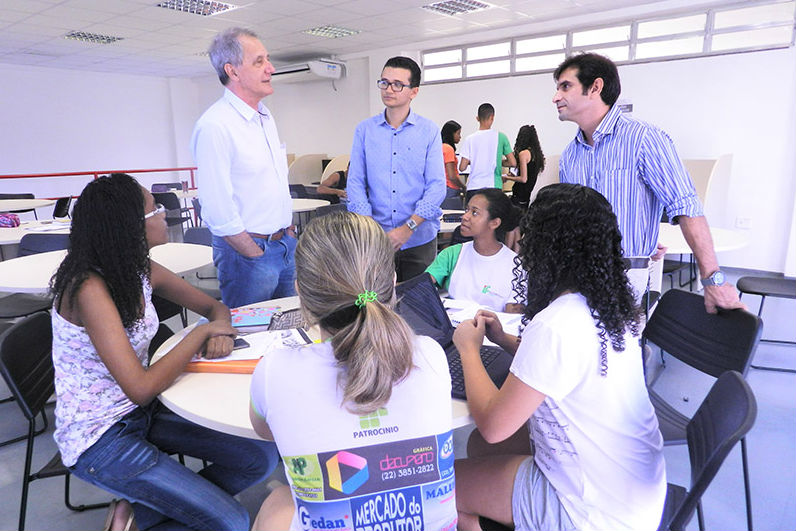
[701,270,726,287]
[406,218,418,232]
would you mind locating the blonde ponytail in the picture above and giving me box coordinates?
[295,212,415,414]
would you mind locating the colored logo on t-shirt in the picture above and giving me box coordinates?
[481,285,491,294]
[359,408,388,429]
[326,451,370,495]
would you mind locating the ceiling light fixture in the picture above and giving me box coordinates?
[156,0,239,17]
[422,0,493,16]
[302,25,361,39]
[64,31,124,44]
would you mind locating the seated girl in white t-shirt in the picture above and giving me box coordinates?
[452,184,666,531]
[249,211,458,531]
[426,188,525,312]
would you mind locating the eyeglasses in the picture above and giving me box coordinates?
[144,203,166,219]
[376,79,413,92]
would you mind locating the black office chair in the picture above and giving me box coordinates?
[737,276,796,372]
[0,233,71,320]
[657,371,758,531]
[183,227,220,299]
[191,197,202,226]
[478,371,759,531]
[152,294,188,328]
[313,203,347,218]
[0,193,38,220]
[0,312,110,531]
[151,182,183,193]
[644,289,762,531]
[289,184,308,198]
[152,192,193,236]
[52,197,72,219]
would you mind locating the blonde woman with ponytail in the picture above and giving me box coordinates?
[249,212,458,531]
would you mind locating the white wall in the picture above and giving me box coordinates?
[2,48,794,273]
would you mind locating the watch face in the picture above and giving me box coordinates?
[713,271,726,285]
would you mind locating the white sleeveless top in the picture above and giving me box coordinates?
[52,278,158,466]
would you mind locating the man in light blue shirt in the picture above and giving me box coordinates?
[347,56,445,281]
[191,28,295,308]
[553,53,743,313]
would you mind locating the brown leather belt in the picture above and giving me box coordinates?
[249,226,292,241]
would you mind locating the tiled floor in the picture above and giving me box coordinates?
[0,268,793,530]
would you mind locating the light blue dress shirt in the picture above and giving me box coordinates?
[347,110,445,250]
[559,104,703,257]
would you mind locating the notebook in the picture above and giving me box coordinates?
[395,273,514,399]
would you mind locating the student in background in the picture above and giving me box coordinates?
[426,188,524,313]
[316,162,348,204]
[250,212,457,531]
[50,173,278,531]
[441,120,466,209]
[503,125,546,209]
[452,183,665,531]
[458,103,516,202]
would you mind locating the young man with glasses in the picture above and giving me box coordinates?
[346,56,445,282]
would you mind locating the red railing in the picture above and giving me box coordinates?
[0,167,199,221]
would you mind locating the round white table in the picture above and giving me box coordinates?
[657,223,749,255]
[0,242,213,294]
[0,220,71,246]
[0,198,56,212]
[439,209,464,234]
[291,198,330,213]
[152,297,472,440]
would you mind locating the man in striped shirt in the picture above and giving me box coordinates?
[553,53,743,314]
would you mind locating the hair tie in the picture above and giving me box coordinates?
[354,290,378,309]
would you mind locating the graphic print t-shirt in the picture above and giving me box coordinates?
[250,337,457,531]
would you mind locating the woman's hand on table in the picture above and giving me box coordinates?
[198,320,236,359]
[474,310,519,355]
[453,318,486,361]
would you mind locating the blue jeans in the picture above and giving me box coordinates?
[212,234,297,308]
[70,401,279,531]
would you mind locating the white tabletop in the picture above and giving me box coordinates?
[0,220,71,246]
[292,198,330,213]
[0,198,57,212]
[173,189,199,200]
[439,209,464,234]
[152,297,472,440]
[0,242,212,293]
[658,223,749,255]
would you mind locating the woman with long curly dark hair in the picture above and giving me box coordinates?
[451,183,665,531]
[50,173,279,531]
[503,124,545,208]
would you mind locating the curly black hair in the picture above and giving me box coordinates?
[514,183,640,374]
[50,173,151,328]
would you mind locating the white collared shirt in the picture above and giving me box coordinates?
[190,88,292,237]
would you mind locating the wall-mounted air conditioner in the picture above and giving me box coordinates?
[272,59,346,83]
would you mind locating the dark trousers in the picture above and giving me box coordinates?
[395,239,437,283]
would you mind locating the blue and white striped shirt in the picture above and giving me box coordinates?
[347,110,445,249]
[559,104,702,257]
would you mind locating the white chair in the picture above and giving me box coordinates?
[287,153,328,186]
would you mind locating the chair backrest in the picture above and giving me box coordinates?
[52,196,72,218]
[288,153,328,185]
[152,294,183,322]
[313,203,347,218]
[666,371,757,531]
[0,193,35,200]
[0,312,55,421]
[289,184,308,198]
[151,182,182,193]
[191,197,202,223]
[0,192,36,213]
[152,191,181,211]
[319,154,350,183]
[184,227,212,246]
[643,289,762,377]
[18,233,71,257]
